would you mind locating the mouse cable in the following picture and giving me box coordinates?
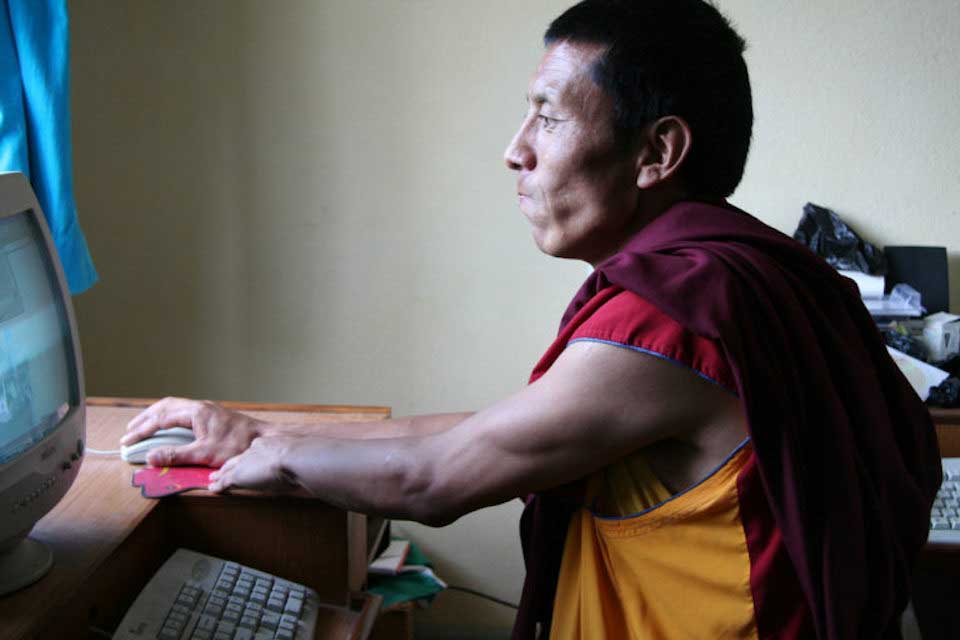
[85,448,121,455]
[445,584,519,610]
[88,625,113,639]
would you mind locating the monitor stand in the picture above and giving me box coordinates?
[0,536,53,596]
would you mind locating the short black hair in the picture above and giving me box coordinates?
[545,0,753,198]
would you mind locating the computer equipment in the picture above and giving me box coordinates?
[113,547,320,640]
[929,457,960,545]
[0,172,85,596]
[884,245,949,315]
[121,426,196,464]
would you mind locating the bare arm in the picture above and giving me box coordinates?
[120,397,472,467]
[209,340,744,526]
[262,412,474,440]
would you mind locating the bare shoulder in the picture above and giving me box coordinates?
[551,338,742,437]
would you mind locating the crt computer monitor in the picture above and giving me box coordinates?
[0,172,85,596]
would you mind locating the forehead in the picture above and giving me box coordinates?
[528,41,607,108]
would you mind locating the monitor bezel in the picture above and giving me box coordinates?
[0,172,87,593]
[0,172,85,417]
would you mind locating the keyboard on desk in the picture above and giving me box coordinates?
[113,548,319,640]
[930,457,960,545]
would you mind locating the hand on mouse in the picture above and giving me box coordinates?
[122,397,268,467]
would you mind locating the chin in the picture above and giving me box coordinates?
[533,234,576,260]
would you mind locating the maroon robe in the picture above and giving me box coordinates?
[512,200,941,639]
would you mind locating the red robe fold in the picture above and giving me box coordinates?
[512,200,941,640]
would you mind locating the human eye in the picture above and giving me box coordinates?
[537,114,560,129]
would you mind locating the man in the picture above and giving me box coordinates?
[121,1,941,638]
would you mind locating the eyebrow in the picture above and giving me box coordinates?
[528,86,559,106]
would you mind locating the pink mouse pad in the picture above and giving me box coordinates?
[132,466,215,498]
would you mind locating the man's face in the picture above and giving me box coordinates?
[504,41,640,265]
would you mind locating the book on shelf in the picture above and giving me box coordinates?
[368,538,447,587]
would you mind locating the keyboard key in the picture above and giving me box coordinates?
[222,609,241,624]
[195,615,218,632]
[167,610,189,626]
[284,597,303,616]
[215,620,237,636]
[234,630,254,640]
[266,598,286,613]
[202,606,223,619]
[158,626,181,640]
[261,612,281,630]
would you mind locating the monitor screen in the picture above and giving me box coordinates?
[0,210,78,465]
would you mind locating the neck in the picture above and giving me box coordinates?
[586,188,692,268]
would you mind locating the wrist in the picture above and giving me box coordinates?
[273,436,309,493]
[256,420,287,439]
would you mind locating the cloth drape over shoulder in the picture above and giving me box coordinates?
[0,0,97,294]
[512,200,941,640]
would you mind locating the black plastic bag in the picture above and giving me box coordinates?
[881,327,928,361]
[927,377,960,407]
[793,203,886,275]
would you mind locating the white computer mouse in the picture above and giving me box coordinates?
[120,427,196,464]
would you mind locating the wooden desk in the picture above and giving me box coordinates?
[0,398,391,640]
[912,409,960,639]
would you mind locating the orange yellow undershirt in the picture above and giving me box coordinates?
[550,442,758,640]
[539,288,759,639]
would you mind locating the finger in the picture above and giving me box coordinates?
[145,441,209,468]
[208,465,234,493]
[122,399,196,445]
[209,455,238,479]
[209,454,244,491]
[125,397,184,432]
[208,474,227,493]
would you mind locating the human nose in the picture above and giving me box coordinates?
[504,119,535,172]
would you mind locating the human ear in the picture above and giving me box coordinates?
[635,116,693,190]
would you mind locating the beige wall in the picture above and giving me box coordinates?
[68,1,960,638]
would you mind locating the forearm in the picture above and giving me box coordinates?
[278,435,443,524]
[261,411,473,441]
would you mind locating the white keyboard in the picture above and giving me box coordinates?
[112,548,319,640]
[929,458,960,545]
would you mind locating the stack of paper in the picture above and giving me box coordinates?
[839,270,885,299]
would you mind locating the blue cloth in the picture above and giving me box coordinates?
[0,0,97,294]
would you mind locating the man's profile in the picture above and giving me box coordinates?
[121,1,941,638]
